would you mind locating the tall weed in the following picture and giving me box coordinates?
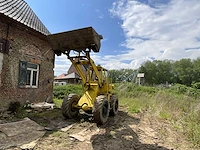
[116,83,200,147]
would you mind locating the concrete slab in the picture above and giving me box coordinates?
[0,118,46,149]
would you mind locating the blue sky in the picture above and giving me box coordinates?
[25,0,200,76]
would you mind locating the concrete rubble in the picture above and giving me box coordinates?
[69,124,100,143]
[0,118,46,149]
[30,102,55,110]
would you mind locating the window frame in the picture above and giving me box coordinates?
[25,62,39,88]
[18,61,40,88]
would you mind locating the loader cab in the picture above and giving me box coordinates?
[87,65,108,84]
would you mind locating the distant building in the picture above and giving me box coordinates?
[68,60,87,75]
[54,72,80,85]
[54,64,86,85]
[136,73,145,85]
[0,0,54,110]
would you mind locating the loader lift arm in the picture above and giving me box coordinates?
[64,50,103,88]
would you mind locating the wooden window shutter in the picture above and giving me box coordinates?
[18,61,27,87]
[0,39,9,54]
[5,40,10,54]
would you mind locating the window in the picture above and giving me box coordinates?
[18,61,39,88]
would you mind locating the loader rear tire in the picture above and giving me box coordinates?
[61,94,79,119]
[109,94,119,116]
[93,95,109,125]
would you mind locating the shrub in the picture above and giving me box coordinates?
[192,82,200,89]
[169,84,200,99]
[53,84,83,99]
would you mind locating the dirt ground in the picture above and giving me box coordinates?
[1,106,197,150]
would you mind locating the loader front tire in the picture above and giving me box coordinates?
[109,94,119,116]
[61,94,79,119]
[93,95,109,125]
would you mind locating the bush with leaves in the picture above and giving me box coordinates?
[192,82,200,89]
[53,84,83,99]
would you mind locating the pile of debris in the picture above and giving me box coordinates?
[0,118,46,149]
[0,102,57,149]
[26,102,56,112]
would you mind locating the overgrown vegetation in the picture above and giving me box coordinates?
[109,58,200,86]
[53,84,83,108]
[52,83,200,147]
[116,83,200,148]
[139,58,200,86]
[53,84,83,99]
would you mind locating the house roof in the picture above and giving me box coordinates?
[54,73,67,80]
[0,0,50,35]
[55,72,80,80]
[68,63,87,75]
[62,72,80,79]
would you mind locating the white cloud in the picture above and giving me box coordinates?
[90,52,151,70]
[95,9,100,12]
[98,15,104,19]
[54,0,200,75]
[54,54,71,76]
[107,0,200,69]
[95,8,104,19]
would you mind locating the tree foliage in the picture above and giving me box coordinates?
[108,69,137,83]
[108,58,200,87]
[138,58,200,86]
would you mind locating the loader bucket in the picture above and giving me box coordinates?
[47,27,103,55]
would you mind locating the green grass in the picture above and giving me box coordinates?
[52,83,200,148]
[116,82,200,148]
[53,98,63,108]
[159,111,171,120]
[52,131,63,137]
[119,97,151,113]
[183,111,200,147]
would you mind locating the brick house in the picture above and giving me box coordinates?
[54,63,86,85]
[0,0,54,110]
[54,72,80,85]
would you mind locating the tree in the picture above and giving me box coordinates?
[139,60,174,85]
[193,58,200,83]
[174,59,193,86]
[108,70,120,83]
[110,58,200,86]
[139,61,157,84]
[108,69,136,83]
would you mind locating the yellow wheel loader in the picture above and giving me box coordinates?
[48,27,118,124]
